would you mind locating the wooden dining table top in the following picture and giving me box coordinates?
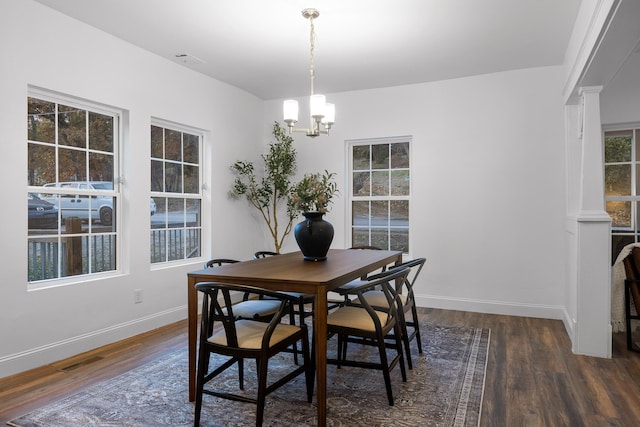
[187,248,401,292]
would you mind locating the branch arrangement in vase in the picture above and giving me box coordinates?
[289,170,338,214]
[230,122,338,253]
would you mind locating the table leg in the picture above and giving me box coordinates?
[314,287,328,426]
[188,277,198,402]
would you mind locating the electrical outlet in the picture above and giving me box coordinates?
[134,289,142,304]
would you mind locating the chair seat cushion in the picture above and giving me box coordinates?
[226,299,282,318]
[357,290,407,308]
[327,306,388,332]
[208,319,300,349]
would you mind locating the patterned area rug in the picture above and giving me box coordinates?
[8,324,490,427]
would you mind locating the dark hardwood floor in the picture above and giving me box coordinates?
[1,308,639,426]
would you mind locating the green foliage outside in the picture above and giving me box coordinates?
[604,135,632,195]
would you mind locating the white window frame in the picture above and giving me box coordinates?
[345,136,412,255]
[150,119,204,266]
[27,87,123,289]
[604,122,640,261]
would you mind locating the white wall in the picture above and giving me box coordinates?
[264,66,568,318]
[0,0,264,377]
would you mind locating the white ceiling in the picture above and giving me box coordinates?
[33,0,582,100]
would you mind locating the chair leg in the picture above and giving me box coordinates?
[377,338,394,406]
[289,306,300,365]
[411,305,423,353]
[194,388,202,426]
[394,323,407,382]
[310,325,317,373]
[626,282,634,351]
[301,333,314,402]
[337,333,350,369]
[398,310,413,370]
[342,334,349,362]
[336,334,344,369]
[256,357,269,427]
[238,358,245,390]
[194,348,211,426]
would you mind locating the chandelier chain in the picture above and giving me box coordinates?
[309,16,316,96]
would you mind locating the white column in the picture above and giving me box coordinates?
[573,85,612,357]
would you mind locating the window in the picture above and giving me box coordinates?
[605,127,640,263]
[27,91,120,284]
[150,122,202,263]
[348,137,411,253]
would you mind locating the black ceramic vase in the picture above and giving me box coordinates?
[294,211,334,261]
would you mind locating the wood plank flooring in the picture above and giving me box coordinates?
[1,308,639,426]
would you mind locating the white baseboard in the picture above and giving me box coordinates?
[0,296,569,379]
[416,294,565,320]
[562,308,576,345]
[0,306,186,379]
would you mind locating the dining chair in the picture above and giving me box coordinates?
[194,282,313,427]
[204,259,281,321]
[326,267,411,405]
[354,257,427,369]
[621,248,640,352]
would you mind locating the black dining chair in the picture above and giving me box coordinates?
[203,259,281,321]
[194,282,313,426]
[353,257,426,369]
[326,267,411,405]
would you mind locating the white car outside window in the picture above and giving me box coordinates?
[41,181,156,226]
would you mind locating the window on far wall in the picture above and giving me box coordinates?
[150,122,202,263]
[27,91,120,284]
[348,137,411,253]
[604,126,640,264]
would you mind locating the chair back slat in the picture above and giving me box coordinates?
[254,251,279,259]
[204,258,240,269]
[389,257,426,300]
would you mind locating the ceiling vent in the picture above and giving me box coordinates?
[174,53,206,65]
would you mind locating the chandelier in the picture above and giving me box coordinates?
[283,8,335,138]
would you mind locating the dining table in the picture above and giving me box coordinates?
[186,248,402,426]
